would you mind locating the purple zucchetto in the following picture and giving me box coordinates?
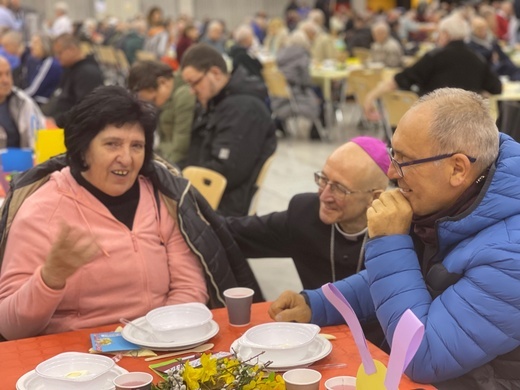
[350,136,390,174]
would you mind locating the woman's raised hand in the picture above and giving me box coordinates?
[40,224,100,290]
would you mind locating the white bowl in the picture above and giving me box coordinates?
[239,322,320,365]
[145,302,213,342]
[35,352,114,389]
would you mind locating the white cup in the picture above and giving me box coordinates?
[283,368,322,390]
[324,375,356,390]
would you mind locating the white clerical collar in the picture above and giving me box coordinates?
[334,224,368,241]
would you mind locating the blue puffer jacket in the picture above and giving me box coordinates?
[305,133,520,385]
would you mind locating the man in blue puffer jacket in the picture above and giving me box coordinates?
[269,88,520,389]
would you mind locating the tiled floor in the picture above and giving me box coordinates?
[247,106,386,301]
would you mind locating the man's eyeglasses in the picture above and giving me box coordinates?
[314,172,373,199]
[186,71,207,89]
[389,148,477,178]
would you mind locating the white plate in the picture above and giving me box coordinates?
[17,365,127,390]
[121,316,219,351]
[231,335,332,371]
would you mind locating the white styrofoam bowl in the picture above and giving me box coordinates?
[239,322,320,365]
[35,352,114,389]
[145,302,213,342]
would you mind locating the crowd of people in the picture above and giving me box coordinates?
[1,1,520,389]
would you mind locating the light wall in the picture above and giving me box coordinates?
[21,0,368,30]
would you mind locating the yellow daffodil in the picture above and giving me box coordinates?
[155,352,286,390]
[199,353,218,383]
[182,362,202,390]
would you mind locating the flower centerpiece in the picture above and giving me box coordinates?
[152,352,285,390]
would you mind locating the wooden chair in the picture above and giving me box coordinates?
[348,68,383,128]
[115,48,130,76]
[262,68,328,141]
[379,90,419,141]
[248,154,276,215]
[92,45,121,85]
[182,166,227,210]
[136,50,157,61]
[80,42,93,56]
[352,47,372,66]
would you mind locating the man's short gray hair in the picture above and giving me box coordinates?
[438,14,470,41]
[308,9,325,27]
[207,20,224,32]
[286,30,311,51]
[371,21,390,35]
[298,20,319,36]
[2,30,23,48]
[54,1,69,13]
[413,88,499,171]
[234,24,253,45]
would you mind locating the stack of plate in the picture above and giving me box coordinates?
[231,323,333,371]
[16,352,127,390]
[121,303,219,351]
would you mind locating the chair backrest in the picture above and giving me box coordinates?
[352,47,371,65]
[136,50,158,62]
[380,90,419,128]
[182,166,227,210]
[262,68,291,99]
[95,45,119,66]
[115,48,130,74]
[80,42,93,56]
[348,68,383,108]
[248,154,276,215]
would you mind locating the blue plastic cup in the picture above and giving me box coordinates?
[0,148,34,172]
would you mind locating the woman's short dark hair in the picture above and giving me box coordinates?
[146,6,163,26]
[64,85,157,174]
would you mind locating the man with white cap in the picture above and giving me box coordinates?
[226,136,390,290]
[48,2,72,38]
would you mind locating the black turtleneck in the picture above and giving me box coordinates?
[71,168,140,230]
[412,167,489,273]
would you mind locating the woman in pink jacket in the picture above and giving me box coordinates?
[0,86,208,340]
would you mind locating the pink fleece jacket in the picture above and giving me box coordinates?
[0,167,208,340]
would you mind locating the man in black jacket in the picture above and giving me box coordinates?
[225,136,390,290]
[228,25,263,81]
[180,43,276,217]
[364,14,502,118]
[42,33,104,127]
[467,16,520,81]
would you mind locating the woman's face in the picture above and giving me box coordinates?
[151,10,163,25]
[187,27,199,40]
[30,36,44,59]
[81,123,146,196]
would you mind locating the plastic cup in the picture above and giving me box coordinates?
[282,368,322,390]
[113,372,153,390]
[223,287,254,326]
[324,375,356,390]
